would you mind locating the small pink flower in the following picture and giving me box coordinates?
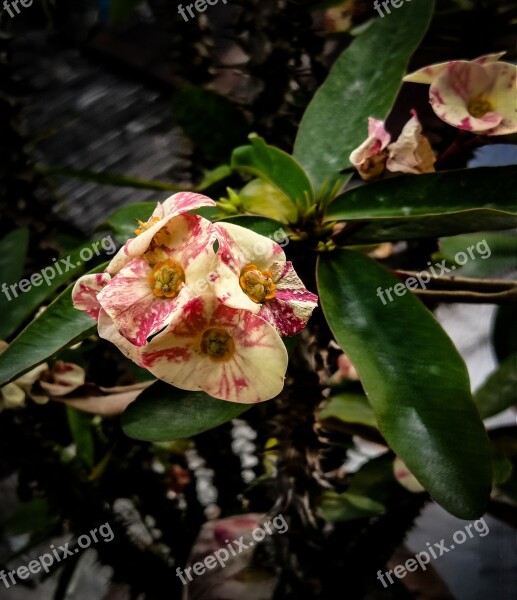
[211,223,318,337]
[404,53,517,135]
[349,117,391,181]
[138,295,288,403]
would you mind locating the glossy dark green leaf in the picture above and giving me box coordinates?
[326,167,517,221]
[317,250,491,518]
[122,381,249,441]
[232,135,313,213]
[293,0,434,191]
[0,228,29,338]
[0,264,107,386]
[3,499,56,536]
[474,354,517,420]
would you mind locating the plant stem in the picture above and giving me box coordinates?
[394,270,517,304]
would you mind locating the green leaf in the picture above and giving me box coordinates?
[439,232,517,278]
[317,250,491,518]
[1,242,113,341]
[325,166,517,219]
[293,0,434,191]
[474,354,517,420]
[232,135,313,214]
[318,392,377,428]
[3,499,56,536]
[0,228,29,338]
[0,264,107,387]
[173,88,249,163]
[319,490,385,522]
[237,179,298,223]
[122,381,249,441]
[66,407,95,468]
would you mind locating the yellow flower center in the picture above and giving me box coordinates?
[149,260,185,298]
[135,217,161,236]
[200,328,235,362]
[467,97,494,119]
[239,264,276,304]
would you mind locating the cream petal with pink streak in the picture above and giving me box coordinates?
[106,192,215,274]
[97,257,194,346]
[97,309,142,365]
[140,296,288,403]
[210,223,286,313]
[430,62,503,132]
[155,214,217,285]
[403,53,505,84]
[349,117,390,168]
[259,261,318,337]
[72,272,111,320]
[482,61,517,135]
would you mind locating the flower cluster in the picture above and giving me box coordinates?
[350,111,435,181]
[351,54,516,180]
[72,193,318,403]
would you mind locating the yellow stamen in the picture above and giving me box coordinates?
[239,264,276,304]
[135,217,161,236]
[149,260,185,298]
[467,97,494,119]
[200,328,235,362]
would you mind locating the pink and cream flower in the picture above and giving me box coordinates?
[210,223,318,337]
[404,53,517,135]
[349,117,391,181]
[107,191,215,275]
[96,214,216,346]
[138,295,288,403]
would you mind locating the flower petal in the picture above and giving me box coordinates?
[107,193,215,275]
[210,223,286,313]
[97,309,142,365]
[1,383,26,408]
[40,362,86,396]
[259,261,318,337]
[387,113,436,174]
[98,258,193,346]
[349,118,390,181]
[72,273,111,320]
[430,62,502,132]
[404,54,505,85]
[141,296,288,403]
[482,61,517,135]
